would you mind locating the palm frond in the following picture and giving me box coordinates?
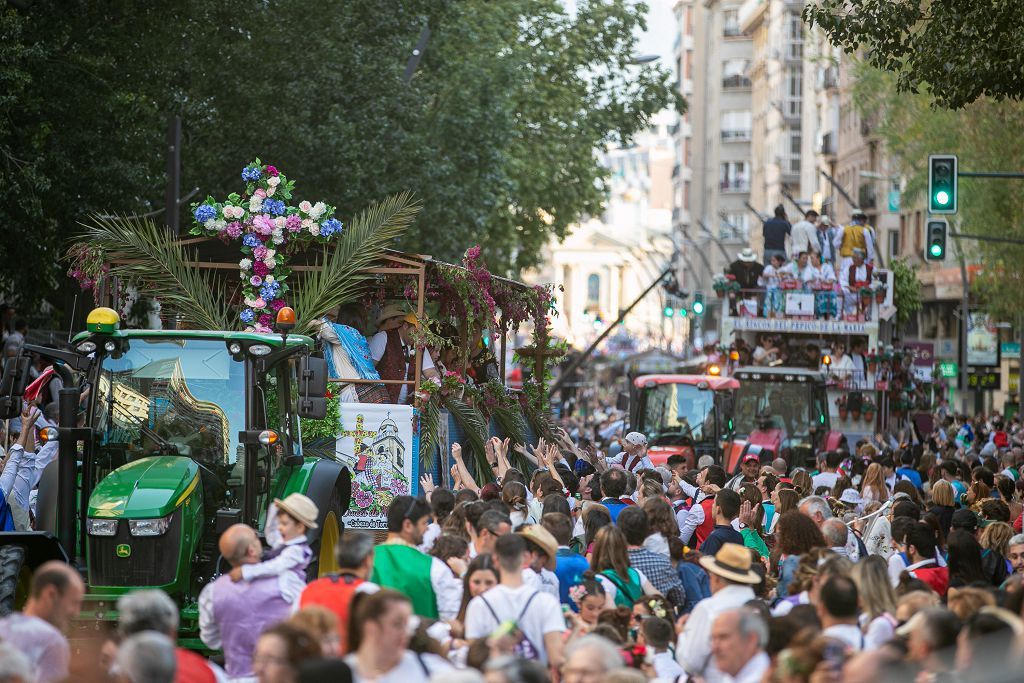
[293,192,421,334]
[418,396,441,469]
[441,395,491,484]
[76,214,233,330]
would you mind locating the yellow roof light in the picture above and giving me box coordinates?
[708,364,722,376]
[86,307,120,334]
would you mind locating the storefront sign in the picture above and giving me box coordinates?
[732,318,869,335]
[337,403,417,530]
[1000,342,1020,359]
[938,361,958,378]
[967,313,999,367]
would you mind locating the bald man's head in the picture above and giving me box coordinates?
[218,524,260,567]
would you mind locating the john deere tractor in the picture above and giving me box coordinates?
[0,307,349,646]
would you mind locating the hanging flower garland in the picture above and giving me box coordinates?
[189,159,343,332]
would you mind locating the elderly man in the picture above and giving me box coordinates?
[800,495,862,561]
[562,634,625,683]
[677,544,760,682]
[0,561,83,683]
[119,589,224,683]
[711,608,769,683]
[1008,533,1024,577]
[298,530,379,649]
[115,631,178,683]
[199,524,291,682]
[726,453,761,491]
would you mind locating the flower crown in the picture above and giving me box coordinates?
[644,598,668,619]
[569,584,590,604]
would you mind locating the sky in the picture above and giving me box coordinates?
[634,0,677,66]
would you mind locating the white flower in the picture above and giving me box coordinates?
[239,258,252,270]
[266,185,276,197]
[264,257,277,269]
[271,232,284,245]
[223,205,241,220]
[265,275,275,284]
[274,216,287,230]
[301,218,312,228]
[309,224,321,236]
[213,219,227,232]
[310,201,326,219]
[265,249,276,259]
[204,218,216,229]
[268,176,281,187]
[249,197,263,212]
[299,200,312,213]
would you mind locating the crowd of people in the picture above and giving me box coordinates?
[3,415,1024,683]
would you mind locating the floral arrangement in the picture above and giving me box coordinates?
[189,159,344,332]
[568,584,590,605]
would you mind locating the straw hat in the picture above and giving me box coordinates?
[517,525,558,571]
[375,302,408,329]
[737,248,757,263]
[698,543,760,584]
[274,493,320,529]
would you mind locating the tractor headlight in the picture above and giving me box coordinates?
[248,344,273,357]
[87,518,118,536]
[128,513,173,537]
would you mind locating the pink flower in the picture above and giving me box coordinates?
[253,245,268,260]
[254,188,267,199]
[226,222,242,238]
[266,165,279,177]
[254,323,272,334]
[258,313,273,327]
[250,275,263,286]
[252,261,270,277]
[270,298,286,312]
[466,245,481,261]
[253,297,267,309]
[285,215,302,232]
[253,215,275,235]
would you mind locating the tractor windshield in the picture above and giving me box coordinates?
[93,338,246,466]
[640,383,716,445]
[733,380,817,439]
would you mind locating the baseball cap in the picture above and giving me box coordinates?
[742,453,760,464]
[623,432,648,447]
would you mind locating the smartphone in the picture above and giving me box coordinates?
[822,640,846,672]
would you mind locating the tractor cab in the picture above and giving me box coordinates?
[0,307,346,645]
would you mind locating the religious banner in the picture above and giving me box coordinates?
[336,402,417,530]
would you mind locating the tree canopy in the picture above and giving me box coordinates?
[805,0,1024,110]
[0,0,681,318]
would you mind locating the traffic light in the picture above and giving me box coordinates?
[928,154,958,214]
[663,305,674,318]
[925,218,948,261]
[692,291,705,316]
[677,306,688,317]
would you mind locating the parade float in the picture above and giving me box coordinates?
[0,160,557,643]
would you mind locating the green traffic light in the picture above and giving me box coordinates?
[935,190,950,206]
[678,308,688,317]
[930,243,943,257]
[692,301,704,315]
[663,306,674,317]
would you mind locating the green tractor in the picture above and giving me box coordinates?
[0,306,349,647]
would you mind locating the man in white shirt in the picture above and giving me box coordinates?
[790,210,820,257]
[367,304,439,403]
[677,543,760,682]
[817,575,864,652]
[465,534,566,667]
[605,431,653,473]
[711,608,770,683]
[811,451,843,492]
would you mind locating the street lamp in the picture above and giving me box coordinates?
[629,54,660,65]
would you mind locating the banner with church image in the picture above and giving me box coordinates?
[336,403,417,530]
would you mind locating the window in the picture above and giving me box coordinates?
[723,8,741,37]
[720,213,749,241]
[784,67,802,118]
[721,110,752,140]
[785,13,803,60]
[586,273,601,307]
[723,59,751,89]
[786,133,802,174]
[720,162,749,192]
[888,229,900,260]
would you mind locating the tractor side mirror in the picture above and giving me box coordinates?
[299,356,328,397]
[0,356,31,419]
[616,392,629,412]
[297,397,327,420]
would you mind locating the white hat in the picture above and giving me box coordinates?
[623,432,648,447]
[839,488,863,506]
[738,248,757,263]
[819,215,832,226]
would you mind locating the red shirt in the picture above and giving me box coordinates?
[175,648,216,683]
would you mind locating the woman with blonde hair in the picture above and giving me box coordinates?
[768,487,800,536]
[980,521,1014,585]
[589,525,658,608]
[791,469,813,498]
[946,586,996,621]
[928,479,956,538]
[851,555,898,649]
[860,462,888,505]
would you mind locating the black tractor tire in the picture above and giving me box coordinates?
[0,545,27,617]
[307,486,345,581]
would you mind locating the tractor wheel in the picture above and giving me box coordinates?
[0,546,27,617]
[308,487,344,580]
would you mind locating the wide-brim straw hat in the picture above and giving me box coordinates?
[517,525,558,571]
[274,493,320,529]
[375,302,409,329]
[738,248,757,262]
[698,542,760,584]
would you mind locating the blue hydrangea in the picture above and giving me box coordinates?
[242,234,261,248]
[260,282,280,300]
[193,204,217,224]
[265,199,285,216]
[239,309,256,323]
[320,218,343,237]
[241,166,262,182]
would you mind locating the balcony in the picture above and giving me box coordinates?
[721,129,752,142]
[822,66,839,90]
[723,74,752,90]
[719,284,883,330]
[817,131,836,156]
[720,179,750,193]
[858,183,877,210]
[724,25,743,38]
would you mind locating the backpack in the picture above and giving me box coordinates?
[600,569,644,607]
[480,592,542,660]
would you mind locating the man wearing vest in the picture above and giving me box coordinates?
[297,530,379,652]
[681,465,728,547]
[199,524,291,682]
[899,521,949,597]
[368,303,439,403]
[835,211,876,275]
[371,495,463,619]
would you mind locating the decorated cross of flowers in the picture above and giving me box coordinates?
[189,159,343,332]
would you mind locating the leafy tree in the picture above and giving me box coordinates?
[804,1,1024,109]
[0,0,680,321]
